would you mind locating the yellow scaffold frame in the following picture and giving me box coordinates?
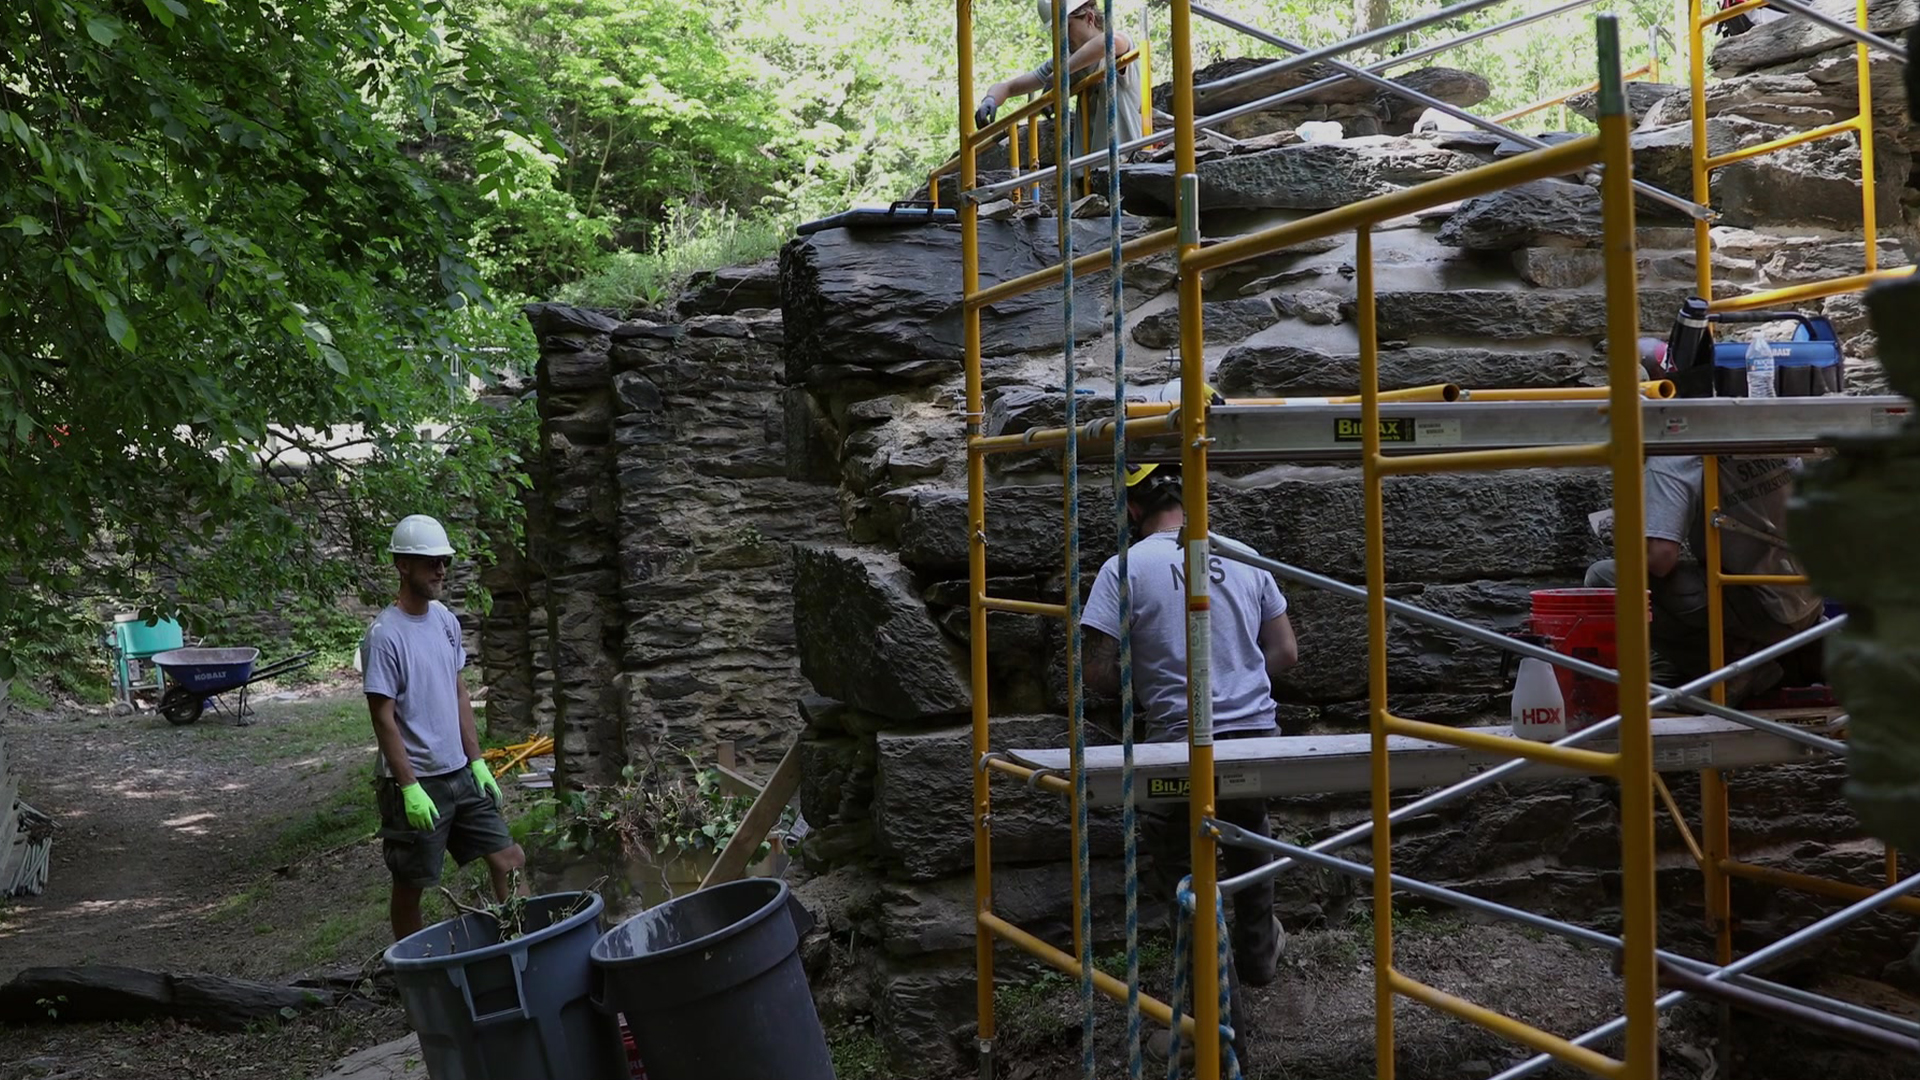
[953,2,1920,1078]
[957,6,1662,1078]
[1683,0,1917,990]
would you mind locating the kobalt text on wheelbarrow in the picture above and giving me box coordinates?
[148,648,316,726]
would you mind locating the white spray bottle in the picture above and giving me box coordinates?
[1511,656,1567,742]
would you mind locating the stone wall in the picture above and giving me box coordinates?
[503,6,1920,1073]
[509,297,846,787]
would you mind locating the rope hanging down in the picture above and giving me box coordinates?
[1163,876,1245,1080]
[1101,0,1144,1076]
[1049,2,1095,1077]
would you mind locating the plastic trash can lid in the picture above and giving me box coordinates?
[591,878,789,966]
[386,891,603,970]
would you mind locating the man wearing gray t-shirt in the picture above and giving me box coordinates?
[364,514,524,940]
[1082,463,1298,1064]
[1586,454,1822,704]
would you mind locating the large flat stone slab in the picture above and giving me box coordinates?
[314,1035,422,1080]
[1436,179,1603,253]
[1709,0,1918,76]
[1117,137,1487,214]
[872,716,1122,879]
[1216,338,1589,396]
[779,218,1151,387]
[792,545,972,723]
[1208,468,1609,588]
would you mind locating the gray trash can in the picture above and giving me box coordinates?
[591,878,835,1080]
[385,891,627,1080]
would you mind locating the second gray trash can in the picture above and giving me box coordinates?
[591,878,835,1080]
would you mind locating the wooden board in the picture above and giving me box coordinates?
[1007,716,1832,807]
[0,769,20,861]
[699,739,802,891]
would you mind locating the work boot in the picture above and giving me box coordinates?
[1723,659,1784,708]
[1143,1028,1196,1071]
[1235,915,1286,987]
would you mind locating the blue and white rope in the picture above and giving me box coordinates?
[1163,876,1245,1080]
[1051,4,1094,1078]
[1100,1,1142,1077]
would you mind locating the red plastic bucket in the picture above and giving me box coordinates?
[1528,588,1646,732]
[620,1015,649,1079]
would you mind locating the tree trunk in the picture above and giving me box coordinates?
[0,966,358,1031]
[1353,0,1392,38]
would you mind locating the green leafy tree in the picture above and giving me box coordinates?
[480,0,788,241]
[0,0,542,675]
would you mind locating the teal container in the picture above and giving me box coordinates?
[115,618,183,657]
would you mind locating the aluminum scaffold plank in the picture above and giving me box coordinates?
[1007,714,1834,807]
[1181,395,1916,463]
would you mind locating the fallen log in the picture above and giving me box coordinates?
[0,965,353,1030]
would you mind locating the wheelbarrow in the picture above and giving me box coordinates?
[149,647,316,726]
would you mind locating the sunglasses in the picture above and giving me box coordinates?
[408,555,453,570]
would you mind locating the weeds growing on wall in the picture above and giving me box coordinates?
[559,203,791,312]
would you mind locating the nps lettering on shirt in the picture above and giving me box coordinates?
[1168,554,1228,591]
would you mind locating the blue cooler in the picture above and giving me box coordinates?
[1710,314,1843,398]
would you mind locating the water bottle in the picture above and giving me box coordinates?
[1511,656,1567,742]
[1745,337,1776,399]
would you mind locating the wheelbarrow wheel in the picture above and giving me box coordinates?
[160,686,204,726]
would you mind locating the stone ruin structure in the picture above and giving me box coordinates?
[482,3,1920,1072]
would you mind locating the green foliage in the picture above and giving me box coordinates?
[536,754,793,865]
[482,0,788,234]
[0,0,1679,680]
[827,1020,888,1080]
[284,605,375,677]
[560,203,787,311]
[260,763,381,869]
[1133,0,1676,118]
[3,603,113,703]
[0,0,543,678]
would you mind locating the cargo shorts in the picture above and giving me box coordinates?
[375,767,514,888]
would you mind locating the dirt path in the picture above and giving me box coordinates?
[0,679,394,980]
[1,679,414,1079]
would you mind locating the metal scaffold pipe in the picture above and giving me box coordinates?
[1381,0,1603,70]
[1208,825,1920,1043]
[967,0,1528,203]
[1192,562,1846,896]
[1489,873,1920,1080]
[1209,534,1849,757]
[1189,2,1713,220]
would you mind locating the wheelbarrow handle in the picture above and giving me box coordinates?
[244,650,319,684]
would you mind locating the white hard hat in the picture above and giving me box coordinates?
[389,514,454,557]
[1036,0,1094,26]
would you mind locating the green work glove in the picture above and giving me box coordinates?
[471,759,503,807]
[399,782,440,831]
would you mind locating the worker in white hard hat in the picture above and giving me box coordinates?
[973,0,1143,158]
[363,514,526,940]
[1080,457,1298,1068]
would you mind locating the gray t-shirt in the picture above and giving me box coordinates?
[1082,530,1288,741]
[1644,455,1821,626]
[1031,44,1144,155]
[363,601,469,778]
